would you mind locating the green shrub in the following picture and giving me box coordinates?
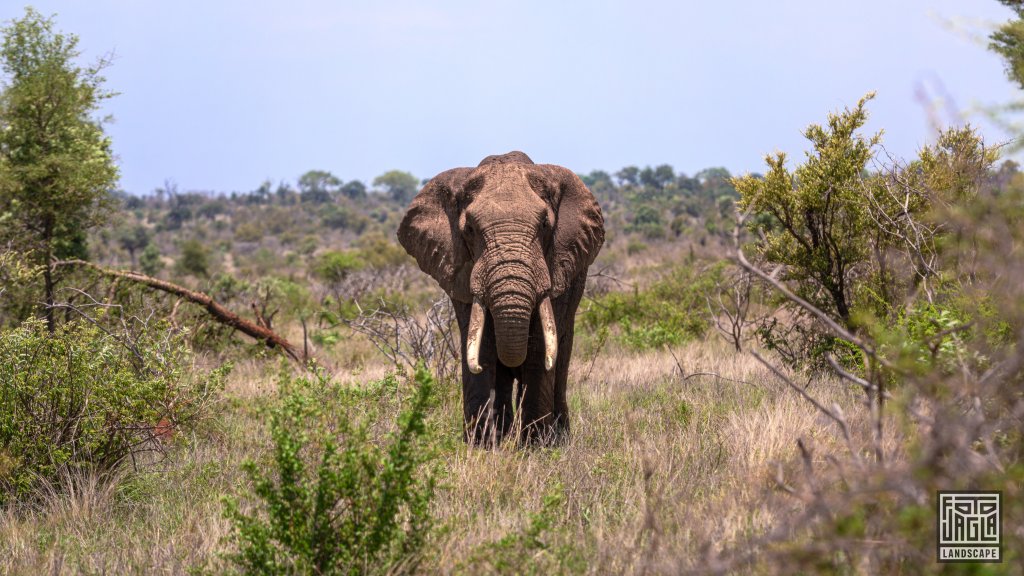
[241,247,288,277]
[313,250,364,284]
[734,93,880,328]
[670,215,689,237]
[320,204,368,233]
[139,242,163,276]
[0,318,226,505]
[296,235,320,256]
[623,320,688,350]
[581,264,717,351]
[626,238,648,255]
[636,222,666,239]
[235,221,264,242]
[176,238,212,277]
[354,234,413,269]
[224,366,438,575]
[629,204,663,229]
[0,248,41,325]
[859,293,1005,378]
[891,301,969,372]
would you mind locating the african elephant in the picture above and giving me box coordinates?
[398,151,604,444]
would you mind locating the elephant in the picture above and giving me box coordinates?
[397,151,604,445]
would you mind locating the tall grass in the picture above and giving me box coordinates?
[1,338,864,574]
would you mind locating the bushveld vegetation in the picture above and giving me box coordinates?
[2,5,1024,575]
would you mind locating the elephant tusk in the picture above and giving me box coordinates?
[466,297,486,374]
[538,296,557,372]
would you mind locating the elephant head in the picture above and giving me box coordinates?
[398,151,604,370]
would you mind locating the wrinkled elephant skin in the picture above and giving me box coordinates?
[398,151,604,444]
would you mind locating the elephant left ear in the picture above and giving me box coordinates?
[535,165,605,297]
[397,167,474,302]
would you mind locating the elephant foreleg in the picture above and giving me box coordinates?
[516,362,557,444]
[553,273,588,437]
[494,364,515,439]
[455,299,506,445]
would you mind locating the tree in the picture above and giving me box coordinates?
[581,170,620,206]
[373,170,419,204]
[339,179,367,200]
[990,1,1024,90]
[675,172,700,193]
[734,93,880,327]
[639,164,675,190]
[139,242,162,276]
[298,169,341,204]
[118,224,150,268]
[614,166,640,187]
[249,179,273,204]
[0,8,119,330]
[175,239,211,278]
[313,250,363,284]
[696,167,736,200]
[580,170,612,189]
[275,181,296,205]
[986,1,1024,150]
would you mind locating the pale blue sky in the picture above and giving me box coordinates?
[1,1,1019,194]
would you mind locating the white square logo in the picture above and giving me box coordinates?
[937,491,1002,563]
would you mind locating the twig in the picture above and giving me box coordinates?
[736,246,880,360]
[825,354,873,393]
[588,264,634,289]
[680,372,754,386]
[666,346,686,377]
[751,350,861,465]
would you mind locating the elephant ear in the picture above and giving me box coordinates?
[536,165,605,297]
[397,167,475,302]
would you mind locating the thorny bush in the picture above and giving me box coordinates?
[0,317,227,506]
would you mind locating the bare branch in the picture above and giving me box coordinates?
[54,259,306,363]
[751,350,861,465]
[344,295,460,382]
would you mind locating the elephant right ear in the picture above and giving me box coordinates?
[397,167,474,302]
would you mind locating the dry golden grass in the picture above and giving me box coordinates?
[424,340,868,573]
[0,337,885,575]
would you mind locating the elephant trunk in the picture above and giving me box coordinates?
[490,288,533,368]
[468,264,558,370]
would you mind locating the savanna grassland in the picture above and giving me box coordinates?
[3,6,1024,576]
[2,338,872,574]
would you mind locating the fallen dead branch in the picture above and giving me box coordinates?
[54,259,306,364]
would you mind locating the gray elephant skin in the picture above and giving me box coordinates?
[397,151,605,444]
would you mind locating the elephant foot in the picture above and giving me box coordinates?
[463,399,514,448]
[463,418,504,448]
[464,410,569,448]
[518,413,570,447]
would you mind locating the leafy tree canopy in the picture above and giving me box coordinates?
[0,8,119,328]
[991,0,1024,90]
[373,170,419,204]
[735,93,880,326]
[298,170,341,204]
